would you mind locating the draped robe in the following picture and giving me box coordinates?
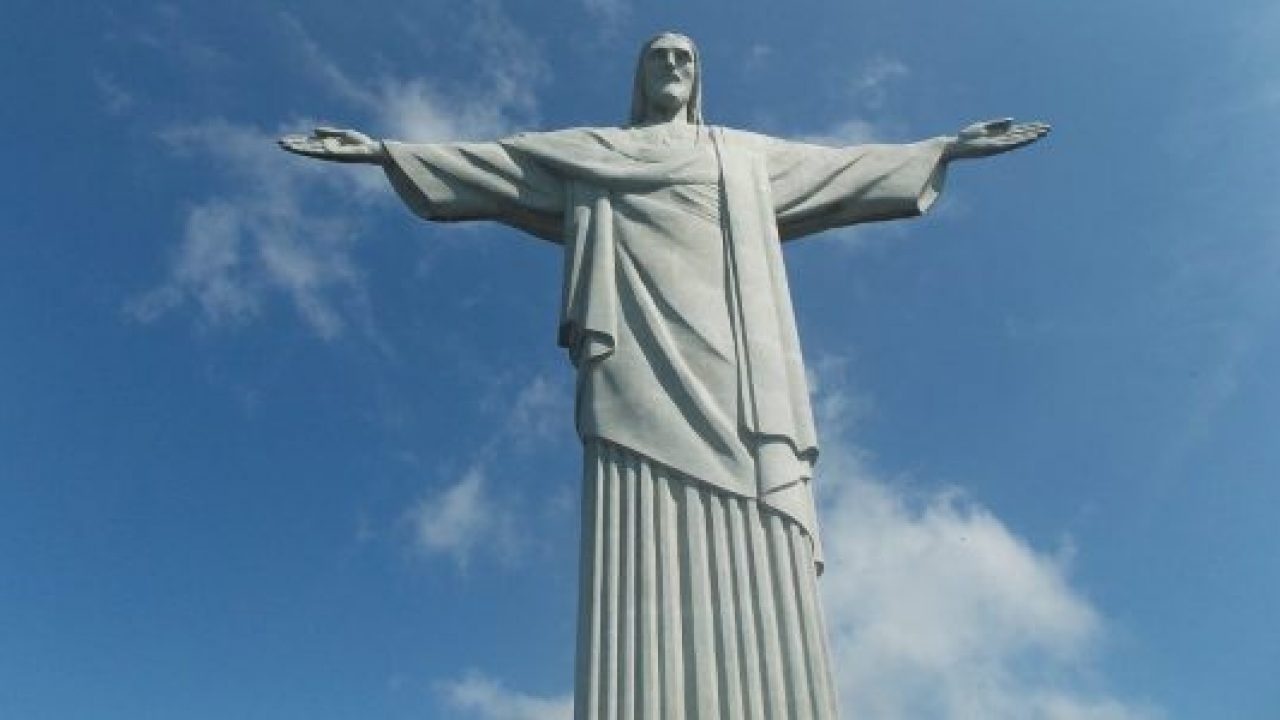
[382,126,947,719]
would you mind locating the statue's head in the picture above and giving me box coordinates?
[629,32,703,126]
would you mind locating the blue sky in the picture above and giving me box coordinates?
[3,1,1278,718]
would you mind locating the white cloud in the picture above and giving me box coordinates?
[809,358,1161,720]
[133,7,549,337]
[1151,5,1280,472]
[504,373,573,448]
[408,464,515,568]
[405,372,571,568]
[465,0,549,121]
[375,77,507,141]
[92,70,134,115]
[746,42,775,68]
[279,10,536,142]
[126,120,374,339]
[796,55,912,147]
[578,0,629,33]
[127,199,258,327]
[440,673,572,720]
[850,55,910,110]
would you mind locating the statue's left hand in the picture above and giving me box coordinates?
[278,127,386,164]
[944,118,1050,161]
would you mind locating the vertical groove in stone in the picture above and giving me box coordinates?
[656,464,685,720]
[603,448,620,720]
[575,444,604,720]
[771,514,814,720]
[773,512,814,712]
[728,496,767,720]
[681,481,722,718]
[748,499,790,719]
[636,458,659,720]
[708,494,745,718]
[790,527,838,719]
[619,452,638,720]
[800,521,840,720]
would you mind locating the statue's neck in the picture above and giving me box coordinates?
[638,102,691,127]
[628,122,704,151]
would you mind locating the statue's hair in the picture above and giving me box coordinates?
[628,32,704,126]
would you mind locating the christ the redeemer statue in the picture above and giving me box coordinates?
[281,32,1048,720]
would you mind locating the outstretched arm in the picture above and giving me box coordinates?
[759,116,1048,240]
[280,128,569,242]
[941,118,1050,161]
[278,127,387,164]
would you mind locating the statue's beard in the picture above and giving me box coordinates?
[646,85,692,117]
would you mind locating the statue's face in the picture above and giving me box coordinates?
[641,35,696,118]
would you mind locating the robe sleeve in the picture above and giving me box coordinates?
[760,135,950,241]
[381,138,568,243]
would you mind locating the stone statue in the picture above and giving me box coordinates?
[280,32,1047,720]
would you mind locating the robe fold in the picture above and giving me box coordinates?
[383,126,946,562]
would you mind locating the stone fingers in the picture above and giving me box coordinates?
[278,135,325,157]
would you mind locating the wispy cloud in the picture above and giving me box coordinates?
[1149,6,1280,474]
[504,373,574,449]
[1150,216,1280,476]
[465,0,549,121]
[578,0,629,34]
[797,54,911,147]
[439,673,572,720]
[849,55,910,111]
[1161,4,1280,162]
[92,70,134,115]
[105,4,233,74]
[131,6,549,337]
[125,120,376,339]
[404,371,573,568]
[408,464,517,568]
[809,357,1162,720]
[278,7,544,142]
[745,42,774,69]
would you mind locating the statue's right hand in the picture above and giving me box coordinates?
[278,127,386,164]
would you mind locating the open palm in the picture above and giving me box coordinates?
[946,118,1050,160]
[277,127,384,164]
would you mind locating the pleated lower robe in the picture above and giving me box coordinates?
[575,441,840,720]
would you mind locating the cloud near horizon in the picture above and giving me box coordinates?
[441,673,572,720]
[810,358,1161,720]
